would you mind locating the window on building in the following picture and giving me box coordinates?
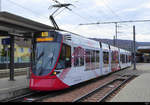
[28,48,31,53]
[19,48,24,53]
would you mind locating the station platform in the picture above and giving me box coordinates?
[110,63,150,102]
[0,75,30,101]
[0,67,29,79]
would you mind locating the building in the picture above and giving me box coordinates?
[0,36,31,69]
[137,46,150,63]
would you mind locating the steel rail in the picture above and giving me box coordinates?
[2,92,37,102]
[72,78,125,102]
[29,92,61,102]
[5,89,66,102]
[98,75,135,102]
[73,75,135,102]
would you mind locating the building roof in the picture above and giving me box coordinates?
[137,46,150,53]
[138,46,150,50]
[0,11,54,37]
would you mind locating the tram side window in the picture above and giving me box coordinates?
[85,49,91,70]
[127,55,131,63]
[91,50,96,70]
[80,50,84,66]
[74,47,79,67]
[127,55,129,63]
[103,52,109,67]
[128,55,131,62]
[116,51,119,64]
[66,45,71,67]
[126,55,128,63]
[56,44,71,70]
[121,54,125,63]
[96,51,100,69]
[74,47,85,67]
[111,51,115,64]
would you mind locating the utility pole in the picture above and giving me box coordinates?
[0,0,2,11]
[115,22,118,47]
[133,25,136,70]
[113,35,116,46]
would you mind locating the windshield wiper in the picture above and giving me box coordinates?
[37,51,44,61]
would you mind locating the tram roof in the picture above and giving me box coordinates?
[0,11,54,38]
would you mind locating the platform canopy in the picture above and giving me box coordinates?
[137,46,150,53]
[0,11,54,38]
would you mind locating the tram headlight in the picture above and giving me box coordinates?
[51,71,60,76]
[53,71,57,75]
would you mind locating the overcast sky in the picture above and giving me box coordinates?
[2,0,150,42]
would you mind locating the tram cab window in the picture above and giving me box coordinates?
[103,51,109,67]
[56,44,71,70]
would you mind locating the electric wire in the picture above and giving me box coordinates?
[7,0,49,21]
[102,0,122,21]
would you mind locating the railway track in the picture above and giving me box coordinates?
[73,75,136,102]
[3,91,62,102]
[3,74,137,102]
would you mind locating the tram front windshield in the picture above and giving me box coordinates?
[32,32,62,76]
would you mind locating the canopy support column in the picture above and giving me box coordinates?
[9,35,15,81]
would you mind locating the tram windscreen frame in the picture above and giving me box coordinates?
[32,31,63,76]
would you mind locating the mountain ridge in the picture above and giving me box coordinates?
[90,38,150,52]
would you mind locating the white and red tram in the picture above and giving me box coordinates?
[29,31,132,91]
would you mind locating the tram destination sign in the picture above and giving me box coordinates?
[2,38,10,45]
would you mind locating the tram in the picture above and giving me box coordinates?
[29,31,131,91]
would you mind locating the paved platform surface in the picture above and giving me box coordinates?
[0,75,30,101]
[0,67,29,79]
[110,63,150,102]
